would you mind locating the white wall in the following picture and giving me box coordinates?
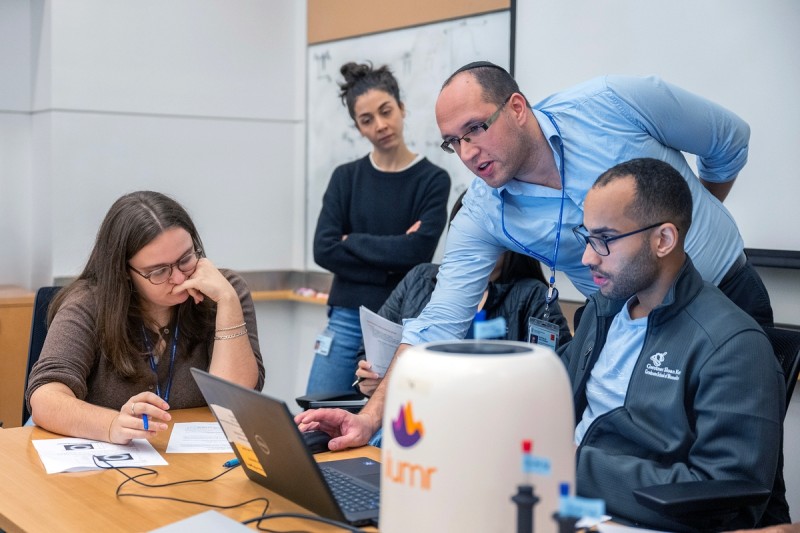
[0,0,308,289]
[255,301,328,415]
[515,0,800,326]
[0,1,34,288]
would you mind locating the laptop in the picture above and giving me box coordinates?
[190,368,381,526]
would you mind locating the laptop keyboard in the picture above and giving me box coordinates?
[320,466,380,513]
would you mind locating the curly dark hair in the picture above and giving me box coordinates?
[338,61,402,121]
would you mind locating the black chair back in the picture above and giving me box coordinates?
[764,326,800,405]
[22,286,60,424]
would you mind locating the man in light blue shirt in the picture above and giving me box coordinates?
[295,62,774,453]
[404,61,772,348]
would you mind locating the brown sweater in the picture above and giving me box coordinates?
[25,269,265,412]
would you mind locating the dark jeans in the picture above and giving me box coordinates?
[718,257,774,328]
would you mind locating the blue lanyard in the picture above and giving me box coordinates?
[500,109,566,309]
[141,322,179,402]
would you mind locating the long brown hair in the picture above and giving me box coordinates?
[48,191,215,378]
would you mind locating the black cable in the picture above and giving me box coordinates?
[92,456,270,528]
[92,457,366,532]
[242,512,365,532]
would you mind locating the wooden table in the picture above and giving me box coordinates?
[0,407,380,532]
[0,286,35,428]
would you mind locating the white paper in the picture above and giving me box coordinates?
[359,306,402,376]
[165,422,233,453]
[32,437,167,474]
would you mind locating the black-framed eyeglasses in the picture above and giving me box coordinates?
[440,95,512,154]
[129,250,203,285]
[572,223,668,257]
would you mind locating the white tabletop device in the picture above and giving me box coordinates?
[380,340,576,532]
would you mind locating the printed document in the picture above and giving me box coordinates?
[33,437,167,474]
[166,422,232,453]
[359,306,402,376]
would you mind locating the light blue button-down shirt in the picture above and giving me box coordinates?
[402,75,746,345]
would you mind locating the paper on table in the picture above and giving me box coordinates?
[359,305,402,377]
[32,437,167,474]
[166,422,233,453]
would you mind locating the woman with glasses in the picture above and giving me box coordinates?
[306,61,451,394]
[26,191,264,443]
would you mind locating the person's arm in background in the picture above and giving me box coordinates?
[401,205,502,345]
[355,264,437,396]
[342,167,451,271]
[295,344,409,451]
[607,75,749,202]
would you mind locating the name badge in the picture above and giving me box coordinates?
[314,330,334,356]
[528,317,560,350]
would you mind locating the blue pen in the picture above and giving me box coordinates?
[142,414,149,431]
[223,458,240,468]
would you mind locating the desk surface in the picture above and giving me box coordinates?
[0,407,380,532]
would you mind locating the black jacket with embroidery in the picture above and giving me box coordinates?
[559,258,786,530]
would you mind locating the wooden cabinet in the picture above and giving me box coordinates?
[0,286,34,428]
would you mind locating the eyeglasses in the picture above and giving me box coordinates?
[440,95,512,154]
[572,223,667,257]
[129,250,202,285]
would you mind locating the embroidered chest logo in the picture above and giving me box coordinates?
[645,351,682,381]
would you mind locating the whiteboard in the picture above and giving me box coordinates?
[305,11,511,269]
[514,0,800,254]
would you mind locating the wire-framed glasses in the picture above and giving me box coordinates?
[129,250,203,285]
[440,95,512,154]
[572,223,667,256]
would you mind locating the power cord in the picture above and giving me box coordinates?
[242,512,366,532]
[92,456,271,528]
[92,456,368,531]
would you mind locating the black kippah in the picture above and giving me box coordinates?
[452,61,508,76]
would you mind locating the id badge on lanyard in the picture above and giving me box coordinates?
[528,317,560,350]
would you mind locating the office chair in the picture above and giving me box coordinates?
[767,326,800,407]
[633,326,800,530]
[21,286,61,425]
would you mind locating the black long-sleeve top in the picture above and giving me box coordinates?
[313,155,451,311]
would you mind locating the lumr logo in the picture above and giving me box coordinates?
[386,402,436,490]
[391,402,424,448]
